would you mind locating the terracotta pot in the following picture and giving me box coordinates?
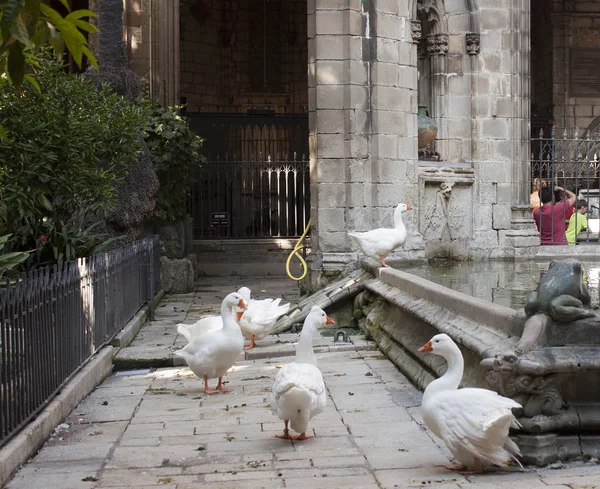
[418,104,438,149]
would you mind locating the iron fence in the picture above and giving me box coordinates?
[189,154,310,239]
[185,108,310,239]
[0,236,159,446]
[531,127,600,244]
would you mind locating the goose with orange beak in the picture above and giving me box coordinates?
[347,202,413,268]
[418,334,522,474]
[175,292,247,394]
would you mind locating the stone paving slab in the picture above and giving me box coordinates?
[8,346,600,489]
[114,276,374,370]
[7,275,600,489]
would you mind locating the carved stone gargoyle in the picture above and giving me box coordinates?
[480,352,565,420]
[516,259,595,354]
[480,260,598,425]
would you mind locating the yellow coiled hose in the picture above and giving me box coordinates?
[286,218,311,281]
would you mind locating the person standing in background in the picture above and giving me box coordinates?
[566,199,588,245]
[533,186,576,245]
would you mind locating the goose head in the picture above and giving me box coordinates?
[396,203,414,213]
[224,292,247,312]
[418,333,456,356]
[305,305,335,330]
[238,287,251,303]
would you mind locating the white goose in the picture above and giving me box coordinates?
[347,202,413,268]
[418,334,522,474]
[177,316,222,342]
[237,286,291,350]
[270,305,334,440]
[174,292,246,394]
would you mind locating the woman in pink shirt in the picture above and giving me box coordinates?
[533,186,576,245]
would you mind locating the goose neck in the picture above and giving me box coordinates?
[422,345,464,403]
[295,322,318,365]
[220,302,237,330]
[393,209,405,230]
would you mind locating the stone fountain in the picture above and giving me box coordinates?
[275,258,600,466]
[481,259,600,465]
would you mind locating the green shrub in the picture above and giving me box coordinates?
[0,234,29,283]
[0,55,149,256]
[142,101,205,223]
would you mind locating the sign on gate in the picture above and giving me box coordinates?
[211,212,229,226]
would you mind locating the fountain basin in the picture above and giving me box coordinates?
[351,262,600,466]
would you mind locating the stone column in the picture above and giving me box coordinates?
[308,0,422,288]
[503,0,539,257]
[150,0,180,107]
[123,0,151,80]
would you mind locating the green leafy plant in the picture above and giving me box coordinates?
[33,213,120,267]
[142,101,205,223]
[0,0,98,137]
[0,233,29,281]
[0,54,149,259]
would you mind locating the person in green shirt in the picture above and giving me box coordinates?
[566,199,588,245]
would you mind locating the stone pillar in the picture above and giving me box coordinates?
[123,0,151,79]
[504,0,539,257]
[150,0,180,107]
[467,0,538,259]
[308,0,423,288]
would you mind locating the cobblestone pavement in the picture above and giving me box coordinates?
[6,277,600,489]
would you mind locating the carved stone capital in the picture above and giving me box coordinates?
[466,32,480,55]
[411,20,422,45]
[426,33,448,56]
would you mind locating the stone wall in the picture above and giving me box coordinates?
[551,0,600,131]
[123,0,150,78]
[123,0,179,106]
[308,0,423,280]
[180,0,307,113]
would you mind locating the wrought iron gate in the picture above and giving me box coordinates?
[186,109,309,239]
[531,126,600,242]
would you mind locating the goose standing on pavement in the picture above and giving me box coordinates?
[270,306,334,440]
[175,292,246,394]
[418,334,523,474]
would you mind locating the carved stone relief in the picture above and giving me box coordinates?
[417,0,442,31]
[420,181,471,242]
[481,352,565,419]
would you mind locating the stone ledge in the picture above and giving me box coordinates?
[374,266,525,340]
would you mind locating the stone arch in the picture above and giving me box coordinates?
[413,0,480,162]
[587,117,600,136]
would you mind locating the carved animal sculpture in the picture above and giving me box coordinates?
[518,260,594,353]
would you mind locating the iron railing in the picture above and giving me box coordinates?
[0,236,159,446]
[189,153,310,239]
[186,108,310,239]
[531,127,600,243]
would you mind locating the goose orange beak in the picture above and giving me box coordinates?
[238,299,247,309]
[406,205,414,210]
[236,311,244,322]
[418,341,432,353]
[326,316,335,325]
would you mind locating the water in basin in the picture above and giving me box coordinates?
[396,259,600,311]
